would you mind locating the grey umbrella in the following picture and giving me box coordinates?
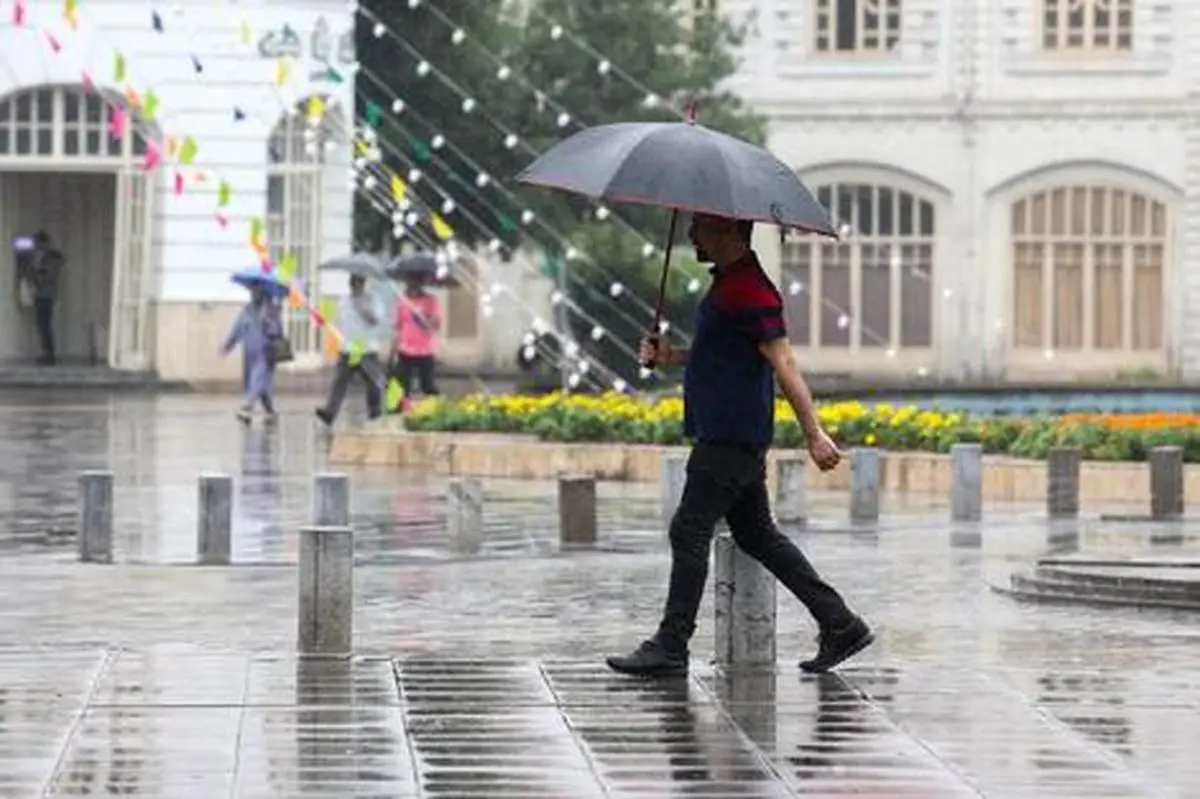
[318,252,385,277]
[516,120,835,235]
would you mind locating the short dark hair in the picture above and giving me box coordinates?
[736,219,753,243]
[34,230,50,245]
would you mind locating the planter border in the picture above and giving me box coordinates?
[329,429,1200,505]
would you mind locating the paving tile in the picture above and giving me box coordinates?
[89,650,250,707]
[45,707,240,797]
[396,658,557,708]
[244,655,400,706]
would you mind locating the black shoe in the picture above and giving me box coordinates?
[799,617,874,674]
[314,408,333,427]
[606,639,689,677]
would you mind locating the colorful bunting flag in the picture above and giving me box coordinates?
[277,252,298,282]
[365,100,383,128]
[191,55,203,74]
[142,141,161,172]
[214,211,229,228]
[151,10,163,31]
[173,172,184,194]
[12,0,25,26]
[390,174,407,204]
[238,17,252,45]
[217,181,232,208]
[80,71,93,93]
[249,217,265,248]
[288,283,305,309]
[113,53,126,82]
[274,59,290,86]
[306,95,324,125]
[142,91,159,120]
[177,136,198,165]
[108,106,126,140]
[123,86,142,108]
[323,331,340,358]
[318,297,337,323]
[62,0,77,28]
[233,107,246,121]
[45,32,61,53]
[323,66,344,83]
[430,213,454,241]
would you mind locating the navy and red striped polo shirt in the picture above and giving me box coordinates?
[683,251,786,449]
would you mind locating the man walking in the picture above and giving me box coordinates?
[606,212,873,677]
[315,273,385,426]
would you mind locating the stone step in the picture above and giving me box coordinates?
[1032,564,1200,600]
[1002,571,1200,611]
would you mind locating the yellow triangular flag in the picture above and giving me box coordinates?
[238,16,252,45]
[249,217,265,248]
[318,297,337,323]
[277,252,298,282]
[354,136,370,156]
[306,95,324,124]
[430,212,454,241]
[347,337,365,366]
[385,378,405,411]
[274,59,290,87]
[390,174,407,203]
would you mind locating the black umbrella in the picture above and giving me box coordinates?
[385,252,460,287]
[517,106,835,365]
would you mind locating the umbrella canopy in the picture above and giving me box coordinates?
[516,121,835,236]
[318,252,385,277]
[385,252,459,286]
[231,267,289,299]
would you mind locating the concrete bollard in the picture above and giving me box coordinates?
[1046,447,1081,518]
[313,473,350,527]
[297,525,354,657]
[714,532,776,667]
[774,454,807,524]
[660,451,687,522]
[197,473,233,565]
[447,477,483,554]
[950,444,983,522]
[558,475,597,548]
[78,470,113,563]
[849,448,880,523]
[1149,446,1184,520]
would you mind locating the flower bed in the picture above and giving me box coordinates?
[403,394,1200,461]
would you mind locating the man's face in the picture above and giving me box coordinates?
[349,275,365,294]
[688,213,733,263]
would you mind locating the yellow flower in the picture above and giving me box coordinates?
[865,432,877,445]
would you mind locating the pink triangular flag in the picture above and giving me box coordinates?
[44,32,61,52]
[173,171,184,194]
[214,211,229,228]
[81,71,93,94]
[108,106,126,140]
[141,140,161,171]
[13,0,25,25]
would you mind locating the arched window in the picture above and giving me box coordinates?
[266,100,337,356]
[782,181,936,355]
[1010,185,1166,355]
[0,84,148,159]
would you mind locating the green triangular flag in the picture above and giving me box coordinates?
[178,136,199,165]
[347,337,366,366]
[277,252,298,282]
[318,297,337,323]
[497,213,517,236]
[385,377,405,411]
[411,141,431,163]
[113,53,126,82]
[365,100,383,128]
[541,251,564,279]
[217,180,232,208]
[249,217,265,245]
[142,91,159,121]
[324,66,344,83]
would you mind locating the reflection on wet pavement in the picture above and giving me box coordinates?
[1,393,1199,796]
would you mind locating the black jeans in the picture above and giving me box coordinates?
[656,441,855,651]
[393,353,439,396]
[34,297,55,360]
[321,353,382,422]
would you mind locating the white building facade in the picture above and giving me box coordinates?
[721,0,1194,382]
[0,0,356,382]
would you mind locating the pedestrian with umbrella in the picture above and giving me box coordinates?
[385,252,444,403]
[221,266,291,426]
[518,107,873,677]
[314,253,387,427]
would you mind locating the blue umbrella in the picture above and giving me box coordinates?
[231,267,290,299]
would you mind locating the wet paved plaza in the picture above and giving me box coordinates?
[0,392,1199,797]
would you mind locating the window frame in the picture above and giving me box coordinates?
[811,0,903,59]
[1039,0,1134,54]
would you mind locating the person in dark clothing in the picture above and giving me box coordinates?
[606,212,873,678]
[27,231,63,365]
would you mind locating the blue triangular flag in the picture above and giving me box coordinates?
[191,55,203,74]
[151,10,163,31]
[233,107,246,121]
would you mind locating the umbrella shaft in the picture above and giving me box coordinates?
[652,209,681,328]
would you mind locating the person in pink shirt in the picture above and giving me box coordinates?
[391,278,442,401]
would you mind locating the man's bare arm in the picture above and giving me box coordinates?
[758,337,819,438]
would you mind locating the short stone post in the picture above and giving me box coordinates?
[849,448,880,523]
[774,454,807,524]
[297,525,354,657]
[950,444,983,522]
[313,473,350,527]
[78,470,113,563]
[447,477,483,554]
[713,532,776,667]
[1046,447,1081,518]
[660,451,687,523]
[1149,446,1184,520]
[197,473,233,565]
[558,475,597,548]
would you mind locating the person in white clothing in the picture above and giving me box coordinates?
[315,274,385,426]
